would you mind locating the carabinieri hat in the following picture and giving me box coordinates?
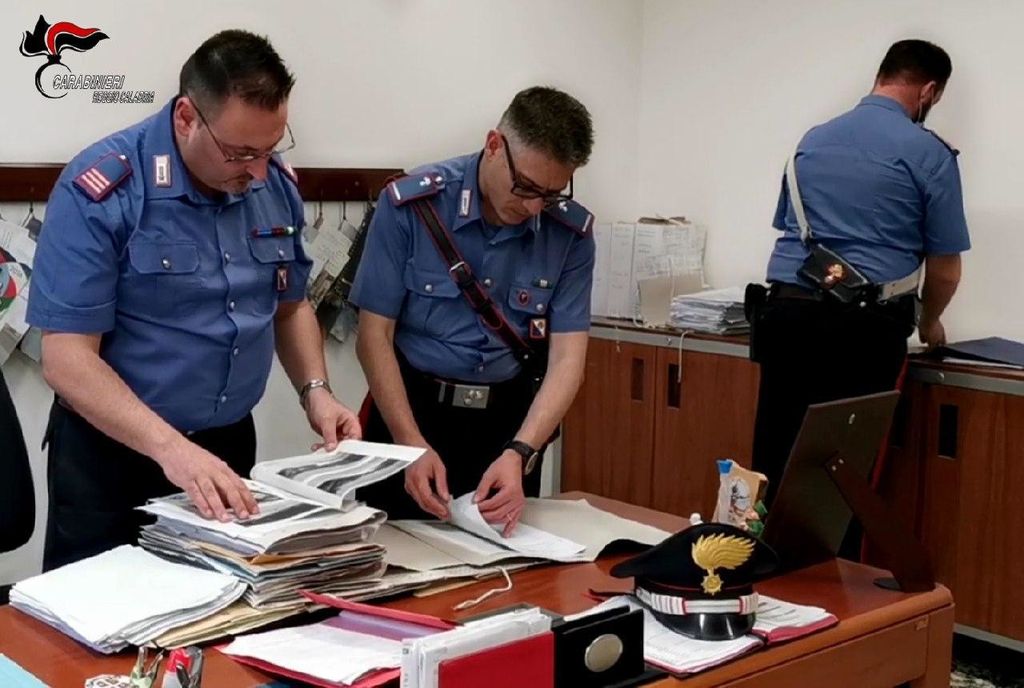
[610,520,778,640]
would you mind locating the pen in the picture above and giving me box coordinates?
[251,225,296,238]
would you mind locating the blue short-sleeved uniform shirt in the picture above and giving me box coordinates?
[767,95,971,286]
[349,152,595,383]
[27,98,311,432]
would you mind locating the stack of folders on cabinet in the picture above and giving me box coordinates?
[9,545,246,653]
[579,595,838,676]
[669,286,750,335]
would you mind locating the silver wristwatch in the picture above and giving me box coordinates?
[299,378,332,409]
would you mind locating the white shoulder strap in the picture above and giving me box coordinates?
[785,153,812,244]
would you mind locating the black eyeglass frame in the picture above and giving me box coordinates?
[500,134,574,206]
[191,98,295,164]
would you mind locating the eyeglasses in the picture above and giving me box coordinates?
[191,99,295,164]
[500,134,573,206]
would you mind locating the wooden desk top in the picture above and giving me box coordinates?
[0,493,952,687]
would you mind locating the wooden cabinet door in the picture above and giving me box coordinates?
[919,384,1024,640]
[561,338,656,506]
[650,348,760,519]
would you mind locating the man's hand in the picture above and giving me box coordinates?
[306,388,362,451]
[156,442,260,522]
[404,449,450,519]
[474,450,525,537]
[919,317,947,349]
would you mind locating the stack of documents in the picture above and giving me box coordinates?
[669,286,749,335]
[10,546,246,653]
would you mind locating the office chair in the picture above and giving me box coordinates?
[0,368,35,604]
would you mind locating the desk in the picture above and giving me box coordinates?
[0,493,953,688]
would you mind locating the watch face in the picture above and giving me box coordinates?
[524,452,539,475]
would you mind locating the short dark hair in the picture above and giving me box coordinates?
[498,86,594,167]
[179,30,295,115]
[876,39,952,88]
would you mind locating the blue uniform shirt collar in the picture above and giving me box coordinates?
[858,94,911,119]
[452,151,537,237]
[452,153,484,232]
[142,97,263,205]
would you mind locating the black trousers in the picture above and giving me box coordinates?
[750,292,912,510]
[42,402,256,571]
[0,370,34,555]
[357,356,544,520]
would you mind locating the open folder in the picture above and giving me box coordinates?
[223,594,454,688]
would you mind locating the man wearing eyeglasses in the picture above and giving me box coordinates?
[351,87,595,534]
[27,30,360,570]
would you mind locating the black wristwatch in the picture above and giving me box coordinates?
[504,439,541,476]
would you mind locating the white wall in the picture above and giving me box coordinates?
[0,0,644,583]
[638,0,1024,341]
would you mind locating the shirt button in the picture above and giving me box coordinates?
[228,300,236,312]
[224,251,231,262]
[278,248,286,259]
[483,278,493,288]
[220,395,228,403]
[161,258,171,270]
[477,364,485,372]
[424,284,434,293]
[232,347,240,356]
[535,303,545,313]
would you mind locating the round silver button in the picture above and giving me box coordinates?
[228,300,236,311]
[535,303,545,313]
[477,364,485,372]
[161,258,171,270]
[584,634,623,673]
[424,284,434,293]
[483,278,493,288]
[220,395,228,403]
[232,347,240,356]
[224,252,231,262]
[277,248,286,259]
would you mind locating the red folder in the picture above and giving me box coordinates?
[436,631,555,688]
[224,592,455,688]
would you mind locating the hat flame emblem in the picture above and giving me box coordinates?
[691,533,754,595]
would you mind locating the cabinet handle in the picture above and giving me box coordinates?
[667,363,681,408]
[630,358,645,401]
[937,404,958,459]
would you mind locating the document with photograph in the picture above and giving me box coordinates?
[251,440,425,510]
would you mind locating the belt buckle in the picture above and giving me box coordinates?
[453,383,490,409]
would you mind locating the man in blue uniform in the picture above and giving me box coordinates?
[351,87,595,534]
[749,40,970,508]
[28,30,360,570]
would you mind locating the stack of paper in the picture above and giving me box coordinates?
[9,546,246,653]
[139,482,389,607]
[226,621,403,686]
[670,286,749,335]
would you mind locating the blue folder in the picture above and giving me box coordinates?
[935,337,1024,368]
